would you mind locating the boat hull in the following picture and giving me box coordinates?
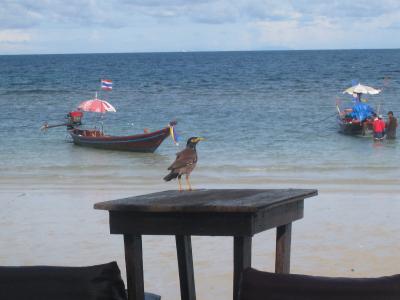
[338,118,363,135]
[69,127,170,152]
[337,117,373,136]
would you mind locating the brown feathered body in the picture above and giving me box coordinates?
[163,147,197,181]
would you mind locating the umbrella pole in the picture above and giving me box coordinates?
[336,105,341,115]
[99,113,104,134]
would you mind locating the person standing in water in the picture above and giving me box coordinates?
[386,111,398,139]
[373,114,385,140]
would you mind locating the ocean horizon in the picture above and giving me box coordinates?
[2,47,400,56]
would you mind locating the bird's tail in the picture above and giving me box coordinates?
[163,172,179,181]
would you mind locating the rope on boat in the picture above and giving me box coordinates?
[301,112,338,126]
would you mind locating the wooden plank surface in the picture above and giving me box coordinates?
[94,189,317,213]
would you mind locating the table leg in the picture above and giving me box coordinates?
[275,223,292,274]
[176,235,196,300]
[124,234,145,300]
[233,236,252,300]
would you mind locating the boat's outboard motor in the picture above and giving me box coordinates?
[66,111,83,129]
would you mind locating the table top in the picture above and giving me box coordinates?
[94,189,317,214]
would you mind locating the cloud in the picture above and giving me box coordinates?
[0,0,126,29]
[2,0,400,29]
[0,2,42,29]
[120,0,300,24]
[254,17,341,49]
[1,0,400,53]
[292,1,400,20]
[0,30,31,43]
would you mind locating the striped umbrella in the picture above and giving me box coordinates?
[78,98,116,113]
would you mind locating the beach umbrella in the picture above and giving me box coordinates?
[78,98,116,113]
[343,83,381,95]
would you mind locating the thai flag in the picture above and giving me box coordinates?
[101,79,113,91]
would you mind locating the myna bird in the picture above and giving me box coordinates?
[163,137,205,191]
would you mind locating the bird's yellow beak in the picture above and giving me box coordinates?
[195,137,205,142]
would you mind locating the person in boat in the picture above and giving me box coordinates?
[66,111,83,130]
[372,114,385,140]
[386,111,398,140]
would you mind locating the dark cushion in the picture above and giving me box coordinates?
[145,292,161,300]
[0,261,127,300]
[239,268,400,300]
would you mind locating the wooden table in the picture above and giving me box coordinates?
[94,189,317,300]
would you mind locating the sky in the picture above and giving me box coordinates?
[1,0,400,55]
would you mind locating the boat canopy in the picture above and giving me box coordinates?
[350,102,374,121]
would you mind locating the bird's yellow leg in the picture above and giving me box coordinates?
[178,177,183,192]
[186,174,192,191]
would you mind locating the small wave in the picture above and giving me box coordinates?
[1,89,72,95]
[200,164,400,174]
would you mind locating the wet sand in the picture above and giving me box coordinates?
[1,180,399,300]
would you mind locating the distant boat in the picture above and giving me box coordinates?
[337,83,380,136]
[42,94,178,152]
[68,123,175,153]
[337,113,373,136]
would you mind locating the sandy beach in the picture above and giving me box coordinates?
[1,176,399,300]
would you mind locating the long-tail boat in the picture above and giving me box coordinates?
[68,122,176,153]
[336,83,381,136]
[42,95,178,152]
[337,109,374,135]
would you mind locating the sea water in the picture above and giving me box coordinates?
[1,50,400,299]
[1,50,400,189]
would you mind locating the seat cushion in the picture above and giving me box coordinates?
[239,268,400,300]
[0,261,127,300]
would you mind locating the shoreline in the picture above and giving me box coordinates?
[2,174,400,194]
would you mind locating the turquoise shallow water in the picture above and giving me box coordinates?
[1,50,400,187]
